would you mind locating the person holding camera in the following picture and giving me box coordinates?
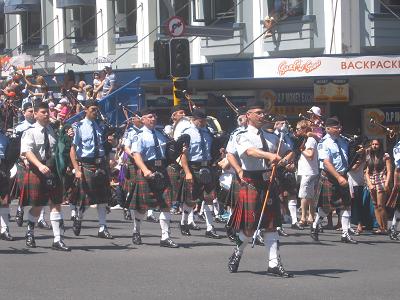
[20,102,70,251]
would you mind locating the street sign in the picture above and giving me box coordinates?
[167,16,186,37]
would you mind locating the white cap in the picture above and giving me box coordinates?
[59,98,68,104]
[55,104,62,111]
[307,106,322,117]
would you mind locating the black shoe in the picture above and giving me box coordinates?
[98,227,113,239]
[52,240,71,252]
[341,233,358,244]
[291,222,304,230]
[255,233,265,246]
[228,250,241,273]
[132,232,142,245]
[310,227,319,241]
[72,218,82,236]
[267,263,294,278]
[25,232,36,248]
[0,230,14,241]
[205,227,222,239]
[188,222,201,231]
[160,238,179,248]
[37,219,51,229]
[180,224,191,236]
[146,215,159,223]
[123,209,132,220]
[277,227,289,237]
[71,215,76,222]
[15,210,24,227]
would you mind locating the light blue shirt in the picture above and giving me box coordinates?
[72,118,105,158]
[124,126,142,148]
[318,134,349,173]
[131,126,168,161]
[393,141,400,169]
[15,119,34,135]
[0,133,9,159]
[180,124,213,162]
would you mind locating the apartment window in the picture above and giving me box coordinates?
[114,0,137,37]
[380,0,400,14]
[0,13,5,49]
[21,11,41,46]
[71,6,97,43]
[195,0,235,26]
[159,0,190,25]
[267,0,305,19]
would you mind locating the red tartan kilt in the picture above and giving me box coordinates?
[78,162,110,206]
[122,163,137,195]
[131,169,172,212]
[180,168,217,206]
[224,174,241,208]
[20,167,62,207]
[317,171,350,214]
[229,176,277,233]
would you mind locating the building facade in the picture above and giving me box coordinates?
[1,0,400,138]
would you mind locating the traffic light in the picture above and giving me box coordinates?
[173,78,188,105]
[154,40,170,79]
[170,38,190,78]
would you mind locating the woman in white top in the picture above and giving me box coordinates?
[295,120,319,225]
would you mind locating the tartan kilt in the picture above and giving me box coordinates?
[0,168,10,206]
[19,167,62,207]
[178,167,217,207]
[122,162,137,207]
[387,169,400,209]
[167,163,183,203]
[63,172,79,205]
[317,171,351,214]
[228,175,279,233]
[11,161,26,198]
[130,168,172,212]
[221,174,240,208]
[77,162,110,206]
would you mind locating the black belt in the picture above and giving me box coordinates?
[189,161,211,168]
[78,157,105,164]
[243,170,266,180]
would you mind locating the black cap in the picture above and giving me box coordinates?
[140,107,156,116]
[274,114,287,122]
[246,99,264,111]
[325,117,340,127]
[22,102,33,111]
[85,99,98,108]
[192,108,207,119]
[132,110,142,118]
[171,105,185,115]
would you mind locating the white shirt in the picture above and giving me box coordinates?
[297,137,319,175]
[236,125,284,171]
[20,122,57,161]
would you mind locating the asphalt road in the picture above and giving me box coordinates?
[0,204,399,300]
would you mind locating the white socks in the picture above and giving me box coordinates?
[70,204,77,218]
[159,212,171,240]
[38,207,46,222]
[132,210,145,233]
[264,232,279,268]
[147,210,154,217]
[212,199,220,216]
[0,207,10,233]
[288,200,298,225]
[97,203,107,231]
[391,210,400,230]
[181,203,192,225]
[313,207,327,229]
[235,230,249,255]
[188,209,195,225]
[341,210,351,235]
[203,204,214,231]
[50,211,63,242]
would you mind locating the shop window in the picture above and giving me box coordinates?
[21,11,41,46]
[159,0,190,25]
[70,6,97,44]
[114,0,137,37]
[194,0,235,25]
[267,0,305,19]
[0,13,5,49]
[380,0,400,14]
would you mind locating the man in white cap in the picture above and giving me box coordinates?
[307,106,324,141]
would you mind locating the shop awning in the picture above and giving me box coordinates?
[4,0,40,14]
[56,0,96,8]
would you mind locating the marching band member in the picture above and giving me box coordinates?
[178,108,221,239]
[311,117,357,244]
[0,131,13,241]
[227,100,293,277]
[20,102,70,250]
[129,108,178,248]
[70,100,113,239]
[389,139,400,240]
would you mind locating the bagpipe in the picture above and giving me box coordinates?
[369,118,398,139]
